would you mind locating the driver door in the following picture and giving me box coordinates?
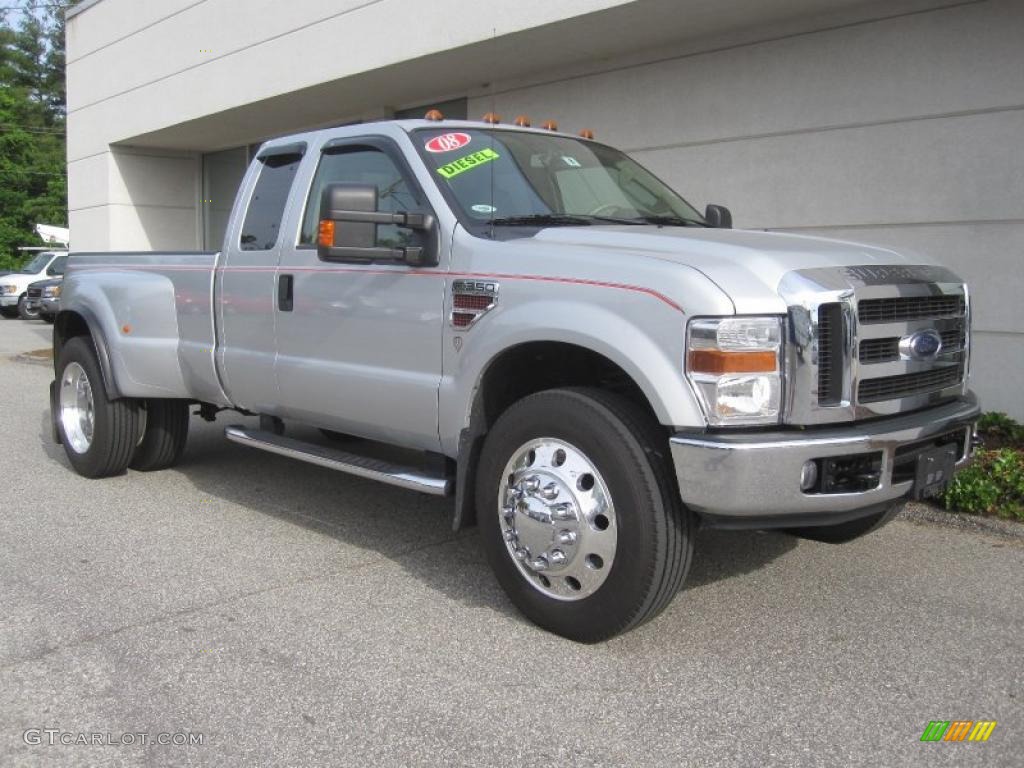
[274,136,445,451]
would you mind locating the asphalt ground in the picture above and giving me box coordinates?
[0,318,1020,767]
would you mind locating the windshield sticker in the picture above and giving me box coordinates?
[471,204,497,214]
[436,148,500,179]
[561,156,582,167]
[425,132,471,153]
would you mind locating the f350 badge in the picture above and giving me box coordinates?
[450,280,499,330]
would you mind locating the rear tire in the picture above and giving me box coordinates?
[17,295,39,320]
[56,336,141,478]
[786,503,901,543]
[476,387,693,643]
[130,399,190,471]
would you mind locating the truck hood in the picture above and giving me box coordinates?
[530,226,918,314]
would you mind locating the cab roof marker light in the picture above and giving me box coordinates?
[513,115,531,126]
[424,109,444,121]
[482,112,501,124]
[579,129,595,139]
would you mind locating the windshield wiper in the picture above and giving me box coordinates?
[630,214,709,228]
[488,214,602,227]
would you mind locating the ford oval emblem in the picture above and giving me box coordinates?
[899,329,943,361]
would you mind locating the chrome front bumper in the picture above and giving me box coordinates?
[670,393,979,523]
[0,295,18,307]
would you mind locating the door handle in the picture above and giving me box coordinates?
[278,274,294,312]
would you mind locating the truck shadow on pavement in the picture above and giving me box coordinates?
[38,410,797,625]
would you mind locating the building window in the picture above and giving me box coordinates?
[201,147,248,249]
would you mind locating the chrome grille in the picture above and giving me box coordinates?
[858,323,965,363]
[780,264,970,425]
[858,295,964,323]
[27,287,42,299]
[858,366,963,403]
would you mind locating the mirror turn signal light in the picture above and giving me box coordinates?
[688,349,778,374]
[318,220,335,248]
[424,109,444,121]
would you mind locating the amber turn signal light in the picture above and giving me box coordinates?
[318,220,335,248]
[688,349,777,374]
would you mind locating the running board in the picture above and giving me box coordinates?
[224,426,452,496]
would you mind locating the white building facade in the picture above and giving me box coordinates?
[66,0,1024,417]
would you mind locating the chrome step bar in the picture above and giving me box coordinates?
[224,426,452,496]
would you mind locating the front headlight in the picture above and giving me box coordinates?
[686,316,783,425]
[0,284,16,295]
[43,286,59,297]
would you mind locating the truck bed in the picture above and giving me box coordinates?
[63,251,228,405]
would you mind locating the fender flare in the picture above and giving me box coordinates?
[54,308,121,400]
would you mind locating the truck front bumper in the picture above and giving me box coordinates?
[670,393,980,528]
[0,295,18,308]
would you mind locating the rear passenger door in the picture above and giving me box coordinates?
[275,136,445,451]
[216,143,305,413]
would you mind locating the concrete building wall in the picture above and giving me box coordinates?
[65,0,1024,416]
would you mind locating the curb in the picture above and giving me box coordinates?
[899,501,1024,541]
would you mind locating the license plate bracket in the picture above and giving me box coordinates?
[913,444,959,500]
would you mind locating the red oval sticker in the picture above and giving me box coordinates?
[425,132,471,153]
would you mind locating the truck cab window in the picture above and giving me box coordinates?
[240,153,302,251]
[300,147,423,247]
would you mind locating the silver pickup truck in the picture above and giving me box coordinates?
[50,117,979,642]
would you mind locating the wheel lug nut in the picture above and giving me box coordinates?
[541,483,559,500]
[552,503,576,521]
[530,556,549,571]
[557,530,576,545]
[549,549,566,565]
[523,476,540,492]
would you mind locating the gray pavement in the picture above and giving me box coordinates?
[0,318,1020,767]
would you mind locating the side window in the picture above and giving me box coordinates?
[47,255,68,275]
[299,147,424,247]
[240,153,302,251]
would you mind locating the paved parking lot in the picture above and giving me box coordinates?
[1,318,1021,767]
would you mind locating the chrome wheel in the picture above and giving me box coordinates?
[60,362,95,454]
[498,437,617,601]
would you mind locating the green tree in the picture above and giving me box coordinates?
[0,1,75,271]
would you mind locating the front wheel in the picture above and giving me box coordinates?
[56,336,141,478]
[17,295,39,320]
[476,388,694,643]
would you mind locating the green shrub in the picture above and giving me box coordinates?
[976,412,1024,450]
[942,448,1024,521]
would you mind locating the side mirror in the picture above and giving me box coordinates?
[705,204,733,229]
[317,182,436,266]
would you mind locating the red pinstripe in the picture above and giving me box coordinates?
[71,263,685,314]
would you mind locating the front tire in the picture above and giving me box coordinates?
[17,295,39,320]
[130,399,190,471]
[476,388,693,642]
[56,336,141,478]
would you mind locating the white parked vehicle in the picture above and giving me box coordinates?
[0,251,69,319]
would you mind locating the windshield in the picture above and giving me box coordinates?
[414,128,703,229]
[20,253,53,274]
